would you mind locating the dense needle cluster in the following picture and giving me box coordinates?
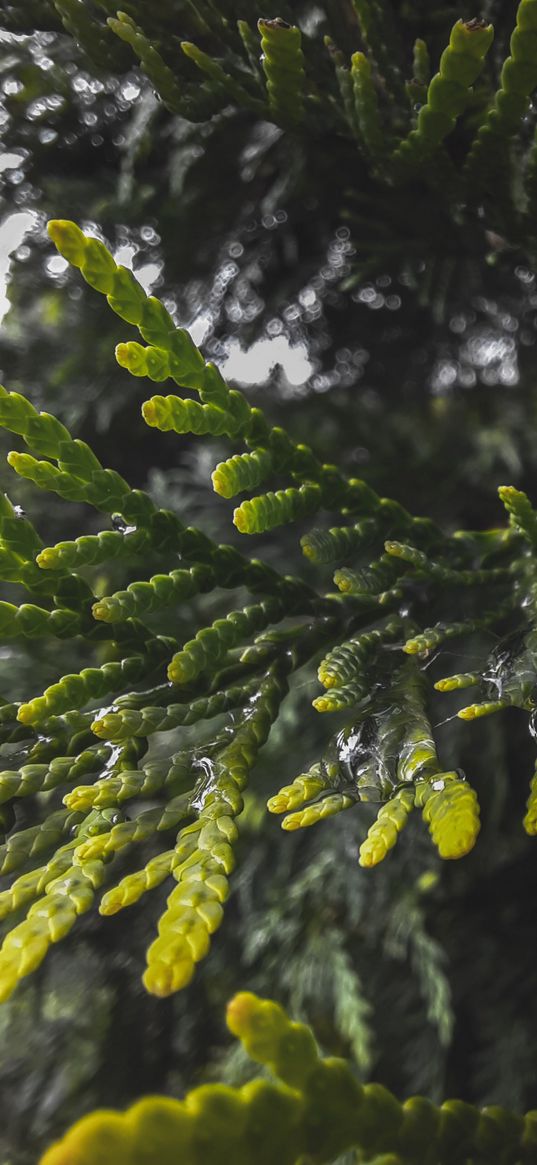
[14,0,537,309]
[2,3,537,1160]
[0,219,536,1012]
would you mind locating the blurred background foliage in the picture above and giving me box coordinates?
[1,1,537,1161]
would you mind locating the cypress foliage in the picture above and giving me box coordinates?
[2,1,537,1162]
[41,992,537,1165]
[0,215,535,1035]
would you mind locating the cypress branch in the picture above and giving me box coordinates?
[40,991,537,1165]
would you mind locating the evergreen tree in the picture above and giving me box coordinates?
[1,2,537,1162]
